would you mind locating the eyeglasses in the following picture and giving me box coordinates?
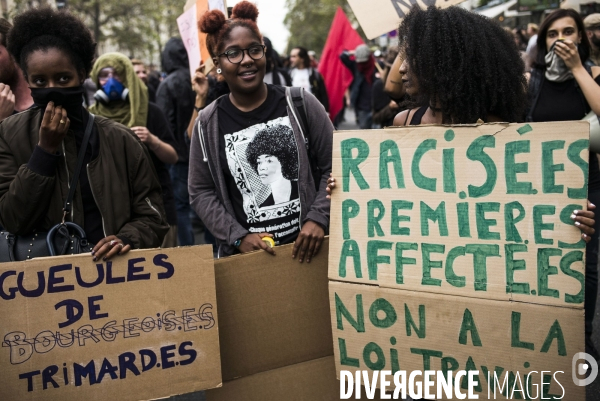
[217,45,266,64]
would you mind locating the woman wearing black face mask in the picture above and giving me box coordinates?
[0,8,169,260]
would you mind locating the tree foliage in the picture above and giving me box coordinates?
[11,0,181,65]
[284,0,364,56]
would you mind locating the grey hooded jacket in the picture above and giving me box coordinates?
[188,88,333,257]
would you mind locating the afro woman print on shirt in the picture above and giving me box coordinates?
[223,116,301,234]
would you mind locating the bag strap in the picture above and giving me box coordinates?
[62,114,95,222]
[286,87,321,190]
[287,86,310,144]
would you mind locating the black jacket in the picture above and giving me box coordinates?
[0,109,169,248]
[156,38,195,163]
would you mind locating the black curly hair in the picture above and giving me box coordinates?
[246,124,298,181]
[7,7,96,79]
[398,6,527,123]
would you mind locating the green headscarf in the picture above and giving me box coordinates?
[89,52,148,128]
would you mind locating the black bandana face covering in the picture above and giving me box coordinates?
[30,86,86,129]
[30,86,85,114]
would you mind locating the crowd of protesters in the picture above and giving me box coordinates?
[0,1,600,367]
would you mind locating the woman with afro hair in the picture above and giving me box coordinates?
[0,7,169,260]
[245,124,299,208]
[393,5,528,125]
[189,1,333,261]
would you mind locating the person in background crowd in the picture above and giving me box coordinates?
[526,23,539,69]
[308,50,318,69]
[372,48,401,128]
[147,70,161,103]
[82,77,96,108]
[185,63,230,254]
[131,58,148,83]
[156,38,196,246]
[0,7,168,259]
[131,58,156,102]
[505,27,530,70]
[584,13,600,66]
[89,53,179,247]
[190,1,332,261]
[289,46,329,112]
[340,44,376,129]
[263,36,291,86]
[0,18,33,120]
[527,8,600,362]
[383,52,404,103]
[526,23,539,53]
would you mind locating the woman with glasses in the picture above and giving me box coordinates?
[189,1,333,262]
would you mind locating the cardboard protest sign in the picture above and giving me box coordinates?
[329,122,589,399]
[0,246,221,401]
[330,122,589,307]
[211,240,332,381]
[179,0,228,78]
[178,4,202,80]
[207,356,387,401]
[347,0,466,39]
[331,281,584,399]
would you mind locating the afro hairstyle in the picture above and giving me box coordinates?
[199,1,262,59]
[7,7,96,79]
[398,5,527,124]
[245,124,298,181]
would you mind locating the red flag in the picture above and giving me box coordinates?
[319,7,364,122]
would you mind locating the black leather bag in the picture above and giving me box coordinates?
[0,115,96,263]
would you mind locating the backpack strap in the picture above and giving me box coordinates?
[288,86,310,142]
[286,86,320,190]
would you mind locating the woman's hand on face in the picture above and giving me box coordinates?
[573,200,596,243]
[238,232,275,255]
[292,221,325,263]
[92,235,131,261]
[38,102,70,153]
[326,173,336,200]
[554,39,583,70]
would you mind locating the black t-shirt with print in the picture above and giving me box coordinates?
[217,84,301,245]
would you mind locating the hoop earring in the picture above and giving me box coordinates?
[217,68,222,74]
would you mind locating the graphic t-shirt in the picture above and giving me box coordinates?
[217,84,301,245]
[290,68,312,94]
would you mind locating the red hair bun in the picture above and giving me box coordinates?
[199,9,226,34]
[231,1,259,22]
